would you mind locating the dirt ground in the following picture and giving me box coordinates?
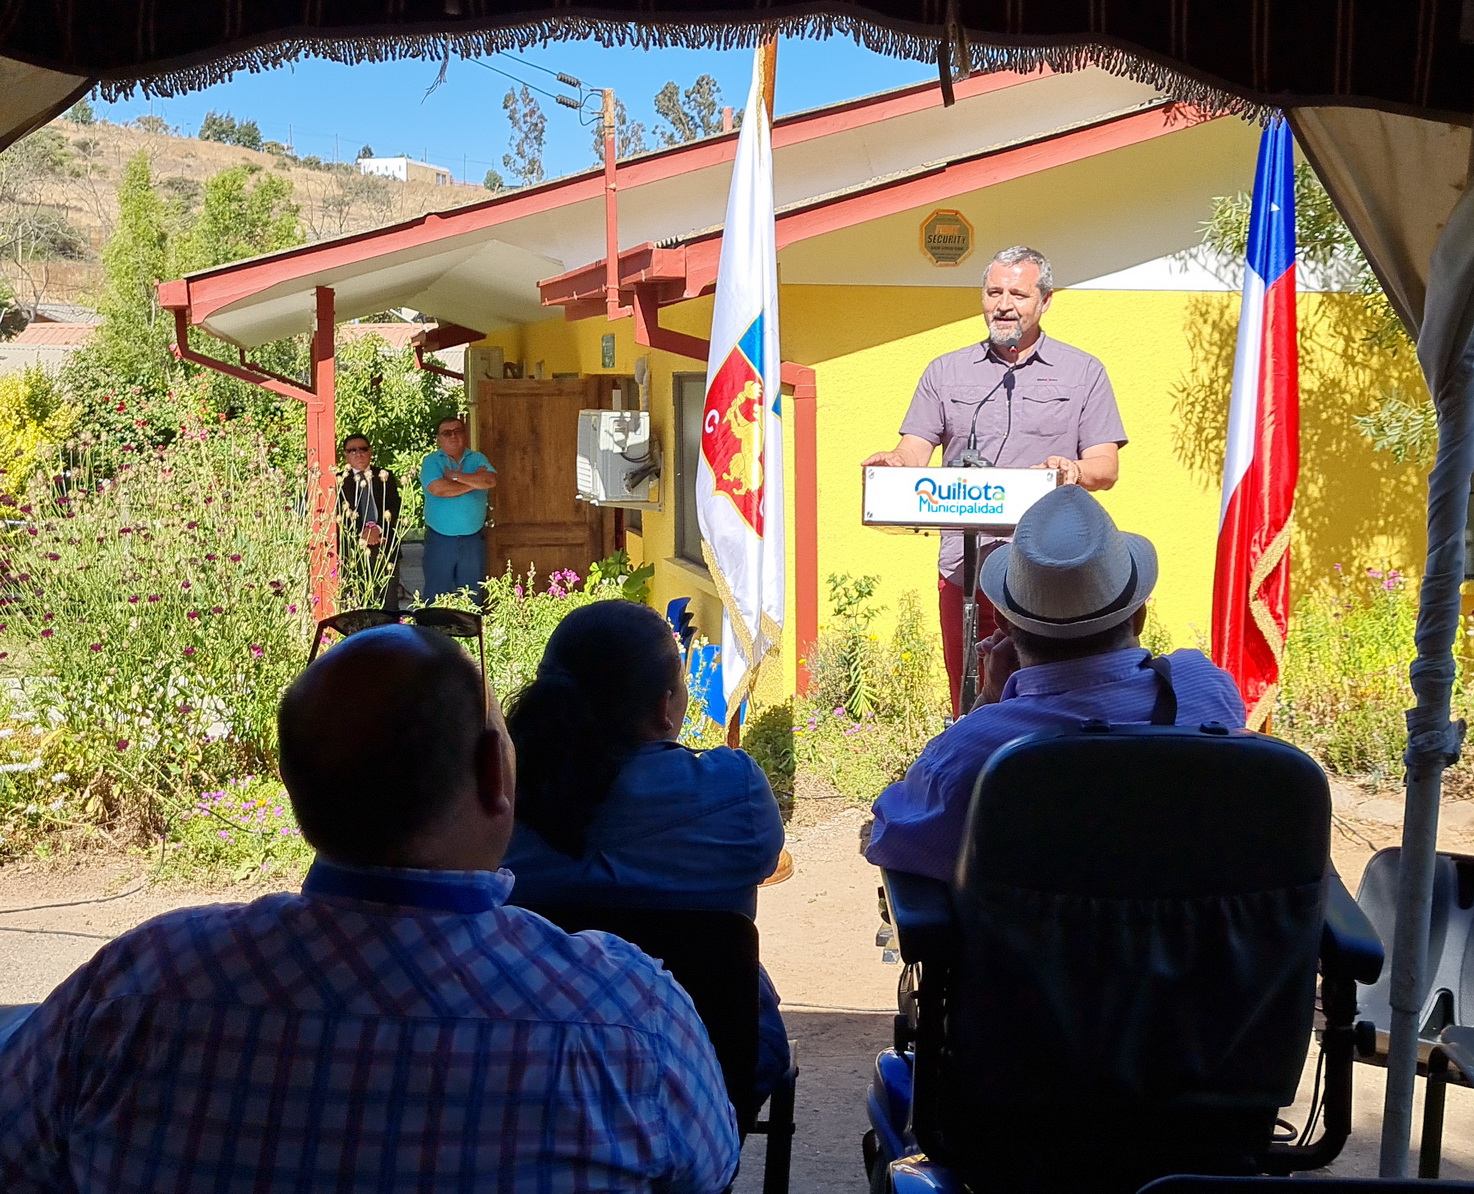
[4,790,1474,1192]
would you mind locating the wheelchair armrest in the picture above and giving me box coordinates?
[881,869,956,965]
[1322,874,1384,985]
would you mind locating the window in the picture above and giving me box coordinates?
[673,372,707,568]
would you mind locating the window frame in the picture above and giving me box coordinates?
[673,371,708,569]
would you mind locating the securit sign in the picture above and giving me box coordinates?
[920,208,974,267]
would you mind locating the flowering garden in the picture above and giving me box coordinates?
[0,408,1455,876]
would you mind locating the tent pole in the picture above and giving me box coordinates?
[1377,187,1474,1176]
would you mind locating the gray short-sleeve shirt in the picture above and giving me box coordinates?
[897,331,1127,584]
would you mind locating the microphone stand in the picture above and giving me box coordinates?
[952,368,1014,714]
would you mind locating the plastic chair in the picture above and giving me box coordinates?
[864,723,1384,1194]
[1354,848,1474,1054]
[523,904,796,1194]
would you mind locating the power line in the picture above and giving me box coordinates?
[467,57,566,104]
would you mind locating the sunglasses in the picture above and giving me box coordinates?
[344,446,370,455]
[307,607,490,715]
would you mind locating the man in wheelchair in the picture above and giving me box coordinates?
[862,488,1386,1192]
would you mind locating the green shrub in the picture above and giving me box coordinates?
[740,701,795,803]
[0,422,311,849]
[1275,565,1450,779]
[0,367,77,496]
[160,774,313,882]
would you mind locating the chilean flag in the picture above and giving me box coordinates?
[697,49,785,712]
[1212,118,1299,731]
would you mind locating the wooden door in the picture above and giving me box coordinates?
[475,377,622,583]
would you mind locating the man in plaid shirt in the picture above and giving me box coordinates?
[0,625,740,1193]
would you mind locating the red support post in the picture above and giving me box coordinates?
[781,362,818,695]
[603,89,624,322]
[308,286,338,618]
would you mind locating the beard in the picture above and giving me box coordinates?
[988,320,1023,349]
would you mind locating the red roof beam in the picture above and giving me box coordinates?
[539,245,689,309]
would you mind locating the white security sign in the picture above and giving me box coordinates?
[863,466,1059,532]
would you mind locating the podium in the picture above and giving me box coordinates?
[863,466,1060,711]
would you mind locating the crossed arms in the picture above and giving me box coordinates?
[426,465,497,498]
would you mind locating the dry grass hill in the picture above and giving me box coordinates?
[0,115,490,313]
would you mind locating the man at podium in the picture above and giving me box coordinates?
[861,246,1127,716]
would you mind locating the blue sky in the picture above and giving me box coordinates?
[96,35,930,185]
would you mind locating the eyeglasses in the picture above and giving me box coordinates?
[344,446,370,455]
[438,427,466,438]
[307,607,490,715]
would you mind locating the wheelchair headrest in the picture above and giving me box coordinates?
[956,724,1330,899]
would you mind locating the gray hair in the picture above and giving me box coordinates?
[985,246,1054,298]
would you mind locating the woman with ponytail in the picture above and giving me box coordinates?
[503,598,788,1094]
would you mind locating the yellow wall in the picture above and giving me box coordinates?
[478,282,1430,697]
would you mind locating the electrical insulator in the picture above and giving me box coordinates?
[555,94,581,109]
[556,73,582,88]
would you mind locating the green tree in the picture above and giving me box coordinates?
[502,86,546,186]
[199,111,237,143]
[130,114,178,136]
[591,97,648,164]
[483,168,505,192]
[175,165,300,273]
[358,144,374,160]
[653,75,727,147]
[233,119,263,151]
[67,97,96,125]
[1205,161,1425,459]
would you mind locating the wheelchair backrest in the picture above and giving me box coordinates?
[943,724,1330,1117]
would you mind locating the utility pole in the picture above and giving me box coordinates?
[603,88,621,321]
[334,133,339,163]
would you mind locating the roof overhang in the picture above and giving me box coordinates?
[540,99,1215,316]
[156,68,1202,348]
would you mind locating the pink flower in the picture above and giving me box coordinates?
[211,605,223,614]
[116,739,129,751]
[187,611,200,620]
[127,595,139,603]
[181,581,191,590]
[147,594,160,603]
[183,647,195,656]
[249,645,263,658]
[88,643,102,652]
[40,629,53,638]
[229,554,241,563]
[287,604,297,613]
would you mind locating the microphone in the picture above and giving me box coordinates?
[950,365,1016,468]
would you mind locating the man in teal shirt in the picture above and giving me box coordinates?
[419,416,496,601]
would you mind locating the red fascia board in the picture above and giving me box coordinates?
[540,245,686,307]
[159,71,1046,327]
[681,104,1213,294]
[413,321,485,351]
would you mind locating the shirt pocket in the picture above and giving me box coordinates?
[1017,385,1078,441]
[944,384,1010,443]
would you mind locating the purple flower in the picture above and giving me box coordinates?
[183,646,195,656]
[186,521,198,529]
[147,594,160,603]
[229,553,241,563]
[287,604,297,614]
[1368,568,1383,579]
[1384,579,1398,590]
[211,605,223,614]
[181,581,191,590]
[44,552,58,561]
[127,595,139,604]
[88,643,102,652]
[217,829,231,840]
[249,645,263,658]
[187,610,199,620]
[40,628,53,638]
[116,739,129,751]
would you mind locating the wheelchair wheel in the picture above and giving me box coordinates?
[863,1128,892,1194]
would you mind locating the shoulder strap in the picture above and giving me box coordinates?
[1144,654,1177,726]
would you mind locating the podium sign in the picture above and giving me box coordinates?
[863,466,1059,533]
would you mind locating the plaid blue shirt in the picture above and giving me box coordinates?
[867,648,1247,882]
[0,859,739,1194]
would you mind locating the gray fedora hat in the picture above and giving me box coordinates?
[980,486,1158,640]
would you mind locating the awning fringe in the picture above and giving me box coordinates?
[93,15,1271,123]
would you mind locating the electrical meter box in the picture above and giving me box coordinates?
[576,409,661,508]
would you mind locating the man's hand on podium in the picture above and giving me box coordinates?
[861,449,909,468]
[1035,455,1082,485]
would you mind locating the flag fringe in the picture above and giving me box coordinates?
[94,15,1267,122]
[699,539,778,716]
[1244,512,1293,732]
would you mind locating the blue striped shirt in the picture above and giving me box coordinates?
[866,648,1247,881]
[0,859,739,1194]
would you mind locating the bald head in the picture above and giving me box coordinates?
[278,625,489,866]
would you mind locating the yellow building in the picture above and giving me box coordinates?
[159,68,1429,700]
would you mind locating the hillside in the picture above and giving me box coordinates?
[0,116,490,313]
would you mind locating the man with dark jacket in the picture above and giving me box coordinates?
[338,434,403,609]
